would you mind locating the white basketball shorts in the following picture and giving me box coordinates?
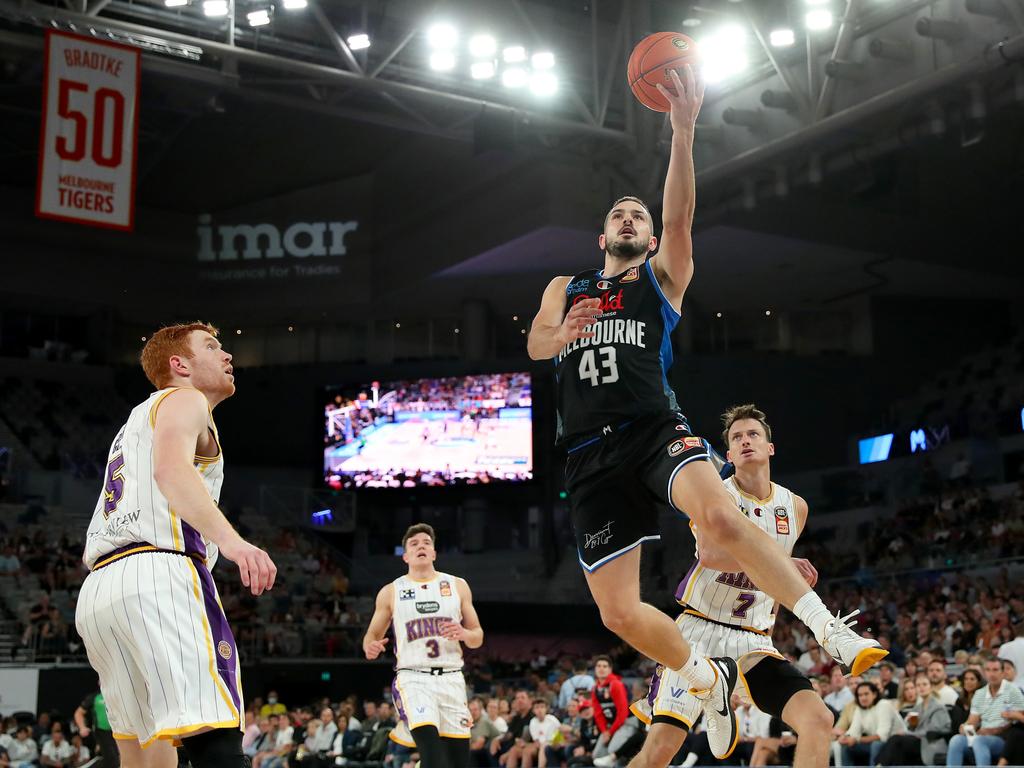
[75,548,244,747]
[390,669,470,741]
[631,612,782,729]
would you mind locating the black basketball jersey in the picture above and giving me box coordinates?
[554,257,682,444]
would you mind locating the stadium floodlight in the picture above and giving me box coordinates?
[247,9,271,26]
[164,0,188,7]
[682,17,702,28]
[281,0,307,8]
[770,28,795,47]
[529,70,558,96]
[502,67,528,88]
[429,50,457,71]
[531,51,555,70]
[427,23,458,49]
[347,33,370,50]
[503,45,527,63]
[469,34,497,58]
[700,24,749,84]
[470,61,496,79]
[202,0,227,17]
[805,9,834,30]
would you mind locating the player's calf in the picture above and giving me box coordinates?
[628,723,687,768]
[181,727,249,768]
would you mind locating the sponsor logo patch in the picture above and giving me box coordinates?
[439,580,452,597]
[668,439,686,457]
[416,601,440,614]
[683,436,704,450]
[620,266,640,283]
[400,588,416,600]
[566,279,590,295]
[774,506,790,534]
[218,640,233,660]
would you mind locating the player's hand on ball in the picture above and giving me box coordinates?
[792,557,818,588]
[560,298,601,344]
[438,620,467,642]
[221,537,277,596]
[364,637,389,660]
[655,65,705,133]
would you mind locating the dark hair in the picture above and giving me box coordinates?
[721,403,773,449]
[1002,659,1017,670]
[573,658,588,673]
[855,682,880,709]
[594,654,612,667]
[604,196,652,227]
[402,523,436,549]
[469,697,485,707]
[533,698,548,707]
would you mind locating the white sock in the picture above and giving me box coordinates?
[793,590,833,641]
[675,653,716,691]
[681,752,699,768]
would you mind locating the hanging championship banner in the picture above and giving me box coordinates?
[36,30,140,231]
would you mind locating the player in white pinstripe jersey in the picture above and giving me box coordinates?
[630,405,835,768]
[75,322,276,768]
[363,523,483,768]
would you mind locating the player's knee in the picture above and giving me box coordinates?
[699,502,744,541]
[790,702,833,739]
[597,601,637,635]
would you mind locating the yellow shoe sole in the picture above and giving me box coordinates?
[850,647,889,676]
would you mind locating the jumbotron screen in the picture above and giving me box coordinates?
[323,373,533,489]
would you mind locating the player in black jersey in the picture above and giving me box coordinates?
[527,66,885,759]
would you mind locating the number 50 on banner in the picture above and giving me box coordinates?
[36,30,140,231]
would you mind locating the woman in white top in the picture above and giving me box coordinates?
[837,681,904,765]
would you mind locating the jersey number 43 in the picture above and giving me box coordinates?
[578,346,619,387]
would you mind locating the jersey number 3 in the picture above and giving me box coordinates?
[426,639,440,658]
[578,347,619,387]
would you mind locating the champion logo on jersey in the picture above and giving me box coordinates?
[400,589,416,600]
[596,279,612,290]
[439,580,452,597]
[620,266,640,283]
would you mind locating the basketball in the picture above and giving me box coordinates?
[627,31,699,112]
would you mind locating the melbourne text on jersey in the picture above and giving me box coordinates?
[556,318,647,364]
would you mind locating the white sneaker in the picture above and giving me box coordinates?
[698,656,739,759]
[819,609,889,676]
[592,754,617,767]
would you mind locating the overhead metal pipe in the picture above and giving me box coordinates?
[916,18,967,42]
[869,37,914,62]
[697,32,1024,186]
[9,0,634,146]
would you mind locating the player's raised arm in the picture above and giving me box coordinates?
[650,65,705,307]
[152,388,276,595]
[363,583,394,659]
[527,276,601,360]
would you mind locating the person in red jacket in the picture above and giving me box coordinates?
[591,656,638,767]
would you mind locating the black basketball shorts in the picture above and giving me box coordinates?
[564,412,710,572]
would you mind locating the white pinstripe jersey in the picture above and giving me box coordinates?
[83,388,223,570]
[676,478,799,632]
[392,571,463,671]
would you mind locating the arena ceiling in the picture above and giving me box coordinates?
[1,0,1023,318]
